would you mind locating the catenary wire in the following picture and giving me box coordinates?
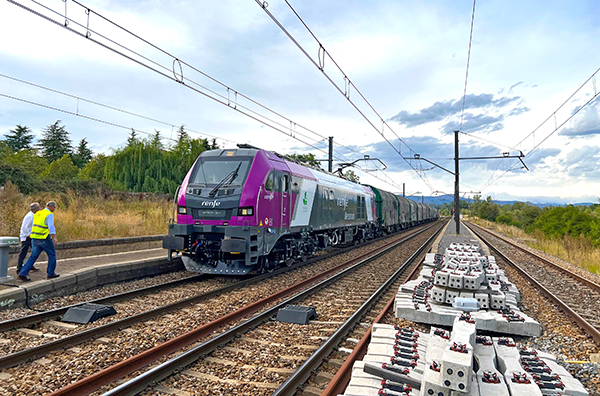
[514,67,600,148]
[459,0,477,132]
[16,0,365,159]
[479,88,600,193]
[0,73,238,145]
[7,0,424,193]
[7,0,348,160]
[0,92,175,142]
[63,0,366,160]
[258,0,439,193]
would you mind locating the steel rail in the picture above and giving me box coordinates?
[0,268,270,369]
[0,225,412,332]
[467,221,600,293]
[53,223,438,396]
[466,223,600,343]
[0,259,200,333]
[0,226,427,370]
[321,237,431,396]
[272,222,444,396]
[0,222,426,333]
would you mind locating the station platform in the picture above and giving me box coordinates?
[0,237,183,309]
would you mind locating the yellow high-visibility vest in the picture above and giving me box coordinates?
[31,208,51,239]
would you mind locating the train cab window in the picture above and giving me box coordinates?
[265,172,275,191]
[282,175,290,192]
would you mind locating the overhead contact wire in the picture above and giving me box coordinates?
[67,0,363,158]
[459,0,477,132]
[0,73,236,145]
[0,92,175,141]
[8,0,412,192]
[258,0,439,192]
[9,0,339,158]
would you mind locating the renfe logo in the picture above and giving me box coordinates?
[201,200,221,208]
[337,195,348,210]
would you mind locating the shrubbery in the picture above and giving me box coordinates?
[470,195,600,247]
[1,122,217,196]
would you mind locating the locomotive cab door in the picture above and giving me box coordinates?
[280,173,291,231]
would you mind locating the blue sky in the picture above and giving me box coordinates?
[1,0,599,204]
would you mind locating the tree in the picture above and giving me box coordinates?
[4,124,34,152]
[176,125,190,147]
[0,141,12,162]
[342,169,360,182]
[41,154,79,180]
[288,153,321,167]
[38,120,73,163]
[151,130,163,149]
[475,196,500,221]
[0,164,36,194]
[72,138,94,168]
[126,129,138,147]
[79,154,107,181]
[104,136,215,194]
[2,149,48,181]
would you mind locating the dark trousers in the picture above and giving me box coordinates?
[17,237,32,272]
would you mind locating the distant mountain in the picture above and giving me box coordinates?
[402,195,596,208]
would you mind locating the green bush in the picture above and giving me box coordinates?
[0,164,36,194]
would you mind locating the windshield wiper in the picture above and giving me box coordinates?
[208,162,242,198]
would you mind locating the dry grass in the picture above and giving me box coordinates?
[472,218,600,275]
[0,181,172,241]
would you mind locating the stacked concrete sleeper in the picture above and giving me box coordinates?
[339,242,588,395]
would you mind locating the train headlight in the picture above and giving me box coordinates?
[238,206,254,216]
[177,206,188,214]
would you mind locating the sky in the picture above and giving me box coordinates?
[1,0,599,204]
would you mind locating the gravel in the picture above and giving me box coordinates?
[0,226,436,395]
[156,226,439,396]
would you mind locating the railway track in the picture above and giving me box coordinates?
[41,221,443,396]
[466,221,600,342]
[0,225,425,363]
[0,221,442,395]
[315,221,600,396]
[307,237,428,396]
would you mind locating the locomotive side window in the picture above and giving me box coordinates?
[265,172,274,191]
[357,195,364,219]
[291,177,300,194]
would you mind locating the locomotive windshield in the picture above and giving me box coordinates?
[190,158,252,186]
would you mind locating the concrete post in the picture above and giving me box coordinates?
[0,237,18,283]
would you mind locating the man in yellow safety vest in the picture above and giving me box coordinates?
[18,201,60,281]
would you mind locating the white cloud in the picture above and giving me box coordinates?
[1,0,600,201]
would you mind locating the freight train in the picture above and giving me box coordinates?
[163,147,439,274]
